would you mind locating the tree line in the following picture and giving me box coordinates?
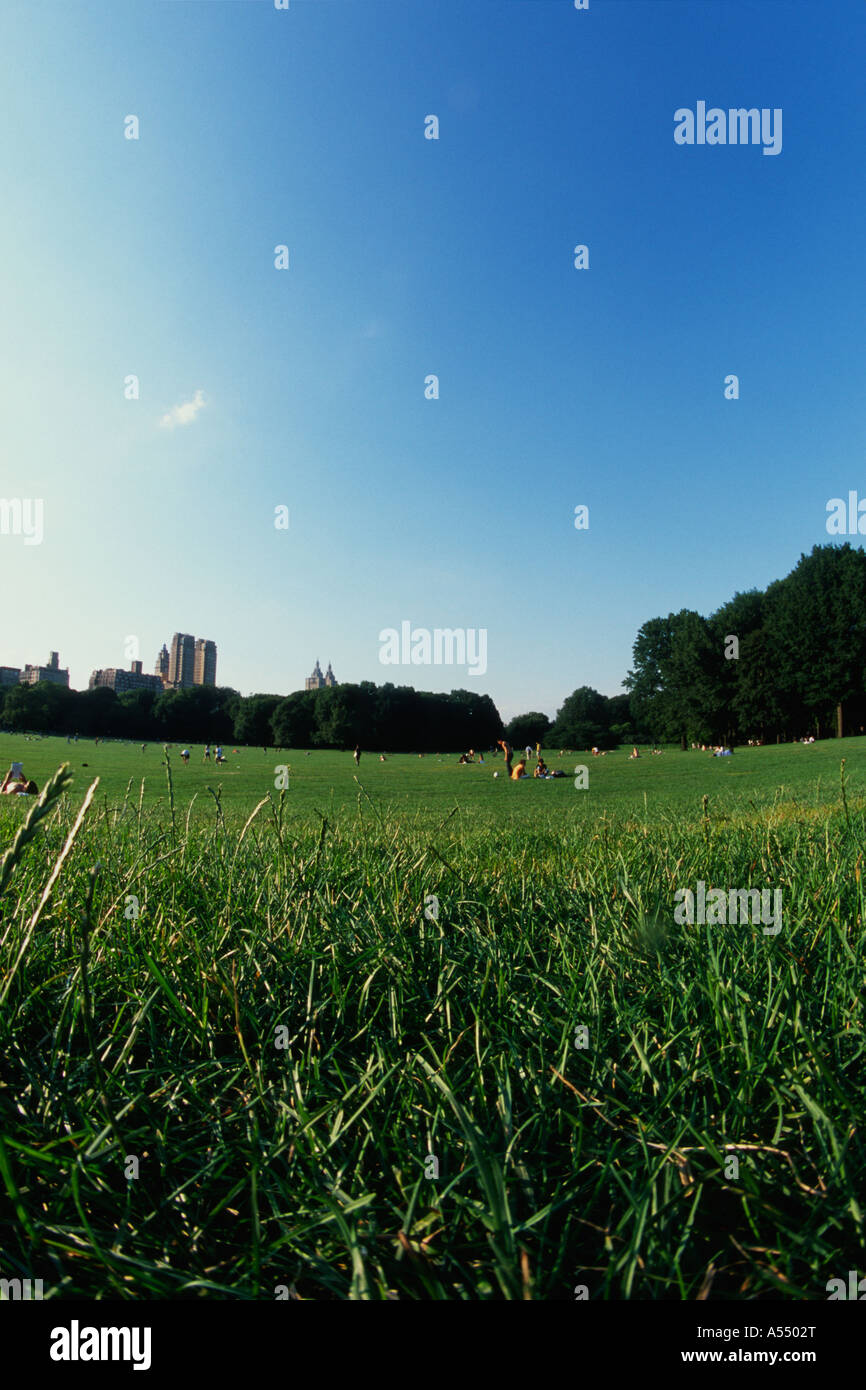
[4,543,860,750]
[0,680,502,752]
[624,544,866,746]
[0,673,638,753]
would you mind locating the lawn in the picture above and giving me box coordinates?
[0,731,861,823]
[0,735,863,1299]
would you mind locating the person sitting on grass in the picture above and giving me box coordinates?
[511,758,529,780]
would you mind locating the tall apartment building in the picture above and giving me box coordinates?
[159,633,217,689]
[168,633,196,688]
[89,661,165,694]
[194,638,217,687]
[0,666,21,686]
[21,651,69,688]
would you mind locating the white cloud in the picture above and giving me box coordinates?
[159,389,207,430]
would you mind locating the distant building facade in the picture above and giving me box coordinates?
[21,651,69,688]
[0,666,21,686]
[305,660,338,691]
[168,633,196,688]
[158,633,217,689]
[89,661,165,694]
[194,639,217,687]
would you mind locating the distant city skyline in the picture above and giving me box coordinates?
[90,631,219,693]
[4,636,348,703]
[0,651,70,690]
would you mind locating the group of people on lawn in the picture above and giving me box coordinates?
[495,740,567,779]
[180,745,226,765]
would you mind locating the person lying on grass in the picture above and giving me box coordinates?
[1,766,38,795]
[533,758,567,780]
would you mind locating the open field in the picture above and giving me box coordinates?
[2,732,865,821]
[0,737,864,1299]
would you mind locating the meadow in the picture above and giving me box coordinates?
[0,734,864,1300]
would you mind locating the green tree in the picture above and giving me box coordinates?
[666,610,726,746]
[2,682,75,734]
[504,712,551,747]
[625,616,680,743]
[117,688,160,740]
[549,686,612,749]
[313,685,365,747]
[75,687,122,737]
[153,686,236,743]
[233,695,282,747]
[270,690,318,748]
[447,689,504,750]
[372,684,420,750]
[626,611,720,747]
[732,628,784,741]
[708,589,765,744]
[764,544,866,738]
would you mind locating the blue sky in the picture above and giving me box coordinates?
[1,0,863,721]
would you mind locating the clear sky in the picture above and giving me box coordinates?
[1,0,863,721]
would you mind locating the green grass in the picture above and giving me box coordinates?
[2,731,863,824]
[0,735,864,1299]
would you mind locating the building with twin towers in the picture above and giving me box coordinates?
[305,660,337,691]
[155,633,217,689]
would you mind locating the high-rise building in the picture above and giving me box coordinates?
[305,660,338,691]
[0,666,21,686]
[168,633,196,688]
[21,651,69,687]
[194,638,217,687]
[160,633,217,689]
